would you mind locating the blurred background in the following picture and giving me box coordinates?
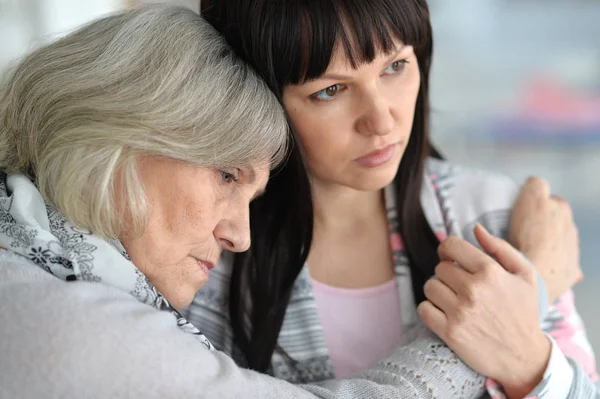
[1,0,598,358]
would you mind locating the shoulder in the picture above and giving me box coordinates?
[0,250,166,342]
[424,157,518,196]
[0,250,223,398]
[0,250,56,284]
[423,157,520,241]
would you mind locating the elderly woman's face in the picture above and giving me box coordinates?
[120,156,269,309]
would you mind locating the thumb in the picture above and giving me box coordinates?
[474,223,529,275]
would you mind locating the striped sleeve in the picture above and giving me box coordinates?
[542,290,598,382]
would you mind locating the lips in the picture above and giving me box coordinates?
[355,143,397,168]
[192,257,215,274]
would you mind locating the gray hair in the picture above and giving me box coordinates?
[0,5,288,238]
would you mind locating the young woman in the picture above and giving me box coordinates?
[186,0,598,397]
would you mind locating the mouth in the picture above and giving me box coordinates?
[192,257,215,275]
[355,143,397,168]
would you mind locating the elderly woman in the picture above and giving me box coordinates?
[0,5,592,399]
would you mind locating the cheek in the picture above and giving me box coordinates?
[288,106,352,170]
[390,70,421,131]
[407,67,421,108]
[172,192,222,248]
[148,183,219,254]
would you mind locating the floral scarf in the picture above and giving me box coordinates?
[0,171,214,350]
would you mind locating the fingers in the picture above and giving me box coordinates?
[438,227,532,278]
[417,300,447,337]
[519,177,572,221]
[550,194,573,222]
[512,177,551,218]
[423,277,458,313]
[522,176,551,200]
[474,224,531,276]
[435,260,471,295]
[438,236,495,274]
[550,193,567,205]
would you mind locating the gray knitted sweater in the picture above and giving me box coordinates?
[0,250,597,399]
[1,250,597,398]
[0,251,484,398]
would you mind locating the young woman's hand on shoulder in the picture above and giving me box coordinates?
[417,225,551,398]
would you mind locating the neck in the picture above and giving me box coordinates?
[311,177,385,231]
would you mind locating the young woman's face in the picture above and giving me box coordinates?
[282,40,420,191]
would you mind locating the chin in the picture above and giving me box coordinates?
[350,160,401,191]
[163,279,208,310]
[352,174,396,191]
[165,291,192,310]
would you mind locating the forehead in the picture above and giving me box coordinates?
[324,37,407,73]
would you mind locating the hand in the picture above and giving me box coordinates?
[509,176,582,303]
[417,225,552,399]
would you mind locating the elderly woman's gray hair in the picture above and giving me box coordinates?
[0,5,288,239]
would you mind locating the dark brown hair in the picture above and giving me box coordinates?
[201,0,442,374]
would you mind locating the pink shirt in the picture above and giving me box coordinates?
[311,278,404,378]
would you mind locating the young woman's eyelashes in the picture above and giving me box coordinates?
[310,59,410,102]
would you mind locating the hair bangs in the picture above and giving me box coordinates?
[277,0,431,85]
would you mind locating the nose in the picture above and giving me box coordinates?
[214,204,251,253]
[355,89,395,136]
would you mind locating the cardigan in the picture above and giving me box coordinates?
[184,157,598,397]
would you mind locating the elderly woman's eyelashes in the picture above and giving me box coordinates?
[219,169,240,184]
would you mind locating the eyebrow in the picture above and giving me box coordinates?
[317,45,407,82]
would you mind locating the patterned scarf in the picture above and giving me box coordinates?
[0,171,214,351]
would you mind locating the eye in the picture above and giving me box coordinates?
[383,59,408,75]
[311,84,345,101]
[219,169,239,184]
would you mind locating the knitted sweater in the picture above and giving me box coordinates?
[184,158,599,398]
[0,250,488,398]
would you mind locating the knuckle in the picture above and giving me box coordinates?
[447,311,470,342]
[462,283,478,304]
[527,176,549,195]
[435,261,451,277]
[527,175,543,185]
[480,262,497,280]
[423,278,435,296]
[446,324,462,343]
[562,201,573,219]
[444,236,461,248]
[551,195,573,216]
[523,268,537,284]
[477,259,497,278]
[437,240,448,256]
[417,302,438,329]
[438,237,461,257]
